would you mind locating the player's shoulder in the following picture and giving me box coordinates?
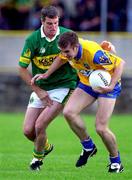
[79,38,97,45]
[79,38,100,50]
[59,26,72,34]
[26,28,40,42]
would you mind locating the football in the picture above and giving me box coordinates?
[89,70,111,88]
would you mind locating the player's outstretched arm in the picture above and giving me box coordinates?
[31,56,66,85]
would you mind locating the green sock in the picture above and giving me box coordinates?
[33,149,44,160]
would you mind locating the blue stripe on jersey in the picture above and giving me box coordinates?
[75,44,82,60]
[78,82,121,99]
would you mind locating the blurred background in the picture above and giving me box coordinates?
[0,0,132,113]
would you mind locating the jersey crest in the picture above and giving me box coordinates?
[23,48,31,58]
[93,50,112,65]
[79,69,93,77]
[83,63,90,69]
[39,47,46,54]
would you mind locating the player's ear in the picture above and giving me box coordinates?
[76,43,79,47]
[74,44,79,50]
[41,18,45,24]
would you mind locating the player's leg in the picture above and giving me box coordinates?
[34,88,71,153]
[30,88,70,170]
[63,87,95,140]
[23,92,53,170]
[63,87,97,167]
[23,107,43,141]
[96,97,124,173]
[30,101,63,170]
[23,107,52,171]
[34,101,63,152]
[30,101,62,170]
[23,92,45,141]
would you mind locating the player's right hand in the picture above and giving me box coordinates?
[101,41,116,53]
[31,73,48,85]
[41,95,53,107]
[38,90,53,107]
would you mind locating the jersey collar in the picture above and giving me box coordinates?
[40,25,60,42]
[75,44,82,60]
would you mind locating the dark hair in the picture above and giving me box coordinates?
[58,32,79,49]
[41,6,59,21]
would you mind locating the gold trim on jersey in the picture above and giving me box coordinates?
[19,56,30,64]
[33,54,58,70]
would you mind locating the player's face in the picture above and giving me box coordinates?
[59,45,78,60]
[42,16,59,38]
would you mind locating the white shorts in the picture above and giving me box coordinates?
[28,88,70,108]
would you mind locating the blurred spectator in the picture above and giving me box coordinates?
[15,0,33,29]
[0,0,33,30]
[0,1,9,29]
[126,0,132,32]
[28,0,51,30]
[50,0,77,30]
[50,0,66,27]
[75,0,100,31]
[107,0,127,31]
[0,0,129,32]
[29,0,71,30]
[60,0,79,17]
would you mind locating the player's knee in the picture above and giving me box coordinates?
[23,126,31,136]
[96,124,107,136]
[63,107,75,120]
[23,126,35,141]
[35,121,45,134]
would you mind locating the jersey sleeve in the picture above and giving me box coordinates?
[19,38,34,68]
[93,50,122,71]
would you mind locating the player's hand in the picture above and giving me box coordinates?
[101,41,116,53]
[31,73,48,85]
[41,95,53,107]
[93,85,114,93]
[38,90,53,107]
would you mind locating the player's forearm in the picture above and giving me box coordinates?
[46,56,65,77]
[19,66,32,85]
[18,66,42,93]
[110,60,125,86]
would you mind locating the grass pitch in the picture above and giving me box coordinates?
[0,113,132,180]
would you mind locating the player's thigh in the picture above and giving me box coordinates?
[36,101,63,128]
[23,107,43,131]
[64,87,95,114]
[96,97,116,125]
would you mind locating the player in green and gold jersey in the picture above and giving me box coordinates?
[19,6,78,171]
[19,6,115,171]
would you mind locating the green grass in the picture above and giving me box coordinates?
[0,113,132,180]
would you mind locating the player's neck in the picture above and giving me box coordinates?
[43,29,55,40]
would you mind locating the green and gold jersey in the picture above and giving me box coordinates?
[19,26,77,90]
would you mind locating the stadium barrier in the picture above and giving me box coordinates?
[0,73,131,113]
